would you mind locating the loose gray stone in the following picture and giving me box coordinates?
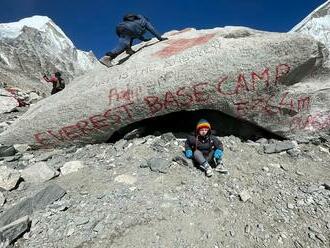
[287,148,301,157]
[35,150,62,162]
[114,174,137,185]
[280,164,290,171]
[244,225,251,234]
[75,217,90,226]
[161,132,176,142]
[263,144,277,154]
[287,203,295,209]
[0,146,16,158]
[296,199,305,207]
[0,91,18,115]
[264,141,297,154]
[139,160,149,168]
[0,184,66,227]
[306,185,320,194]
[308,232,317,241]
[239,190,251,202]
[0,192,5,207]
[172,156,189,167]
[28,92,40,104]
[323,181,330,190]
[4,155,21,162]
[296,171,305,176]
[255,138,268,144]
[13,144,30,154]
[21,162,58,183]
[316,234,327,243]
[93,222,104,233]
[269,163,281,169]
[60,161,84,175]
[0,122,9,131]
[123,128,145,140]
[148,157,171,173]
[67,226,75,237]
[308,226,322,234]
[21,154,34,161]
[0,216,30,245]
[0,167,20,191]
[319,146,330,154]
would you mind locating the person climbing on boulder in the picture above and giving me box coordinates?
[43,72,65,95]
[100,13,168,67]
[184,119,227,177]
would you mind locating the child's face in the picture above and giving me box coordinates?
[198,128,209,136]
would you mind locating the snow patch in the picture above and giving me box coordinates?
[291,1,330,61]
[0,15,71,43]
[291,1,330,32]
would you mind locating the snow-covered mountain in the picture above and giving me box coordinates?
[291,1,330,59]
[0,16,98,93]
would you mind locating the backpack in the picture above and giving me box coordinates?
[123,14,139,22]
[57,77,65,90]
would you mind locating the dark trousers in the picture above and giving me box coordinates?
[51,87,63,95]
[110,34,150,59]
[193,150,219,169]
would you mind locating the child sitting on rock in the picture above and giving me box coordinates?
[184,119,227,177]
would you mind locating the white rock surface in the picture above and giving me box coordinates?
[0,167,20,191]
[60,161,84,175]
[0,89,18,114]
[114,174,137,185]
[13,144,30,153]
[21,162,57,183]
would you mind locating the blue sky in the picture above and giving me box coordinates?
[0,0,326,58]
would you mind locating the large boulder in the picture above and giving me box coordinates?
[0,184,66,227]
[0,89,18,114]
[0,167,20,191]
[0,27,329,147]
[21,162,58,184]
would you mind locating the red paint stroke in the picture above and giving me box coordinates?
[154,33,216,58]
[290,112,330,131]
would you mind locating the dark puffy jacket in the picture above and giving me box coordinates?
[116,14,162,40]
[185,134,224,155]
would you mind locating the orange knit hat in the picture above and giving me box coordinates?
[196,119,211,132]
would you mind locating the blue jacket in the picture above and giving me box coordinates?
[116,15,162,40]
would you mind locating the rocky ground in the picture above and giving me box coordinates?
[0,108,329,248]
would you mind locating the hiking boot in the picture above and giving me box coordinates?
[105,52,117,59]
[126,48,135,55]
[205,167,213,177]
[200,162,213,177]
[215,160,228,174]
[99,56,113,68]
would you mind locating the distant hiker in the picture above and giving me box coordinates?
[43,72,65,95]
[101,13,168,66]
[185,119,227,177]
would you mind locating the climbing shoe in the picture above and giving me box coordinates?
[215,160,228,174]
